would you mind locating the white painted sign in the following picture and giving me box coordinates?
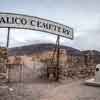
[0,12,73,39]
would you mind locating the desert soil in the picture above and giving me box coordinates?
[0,79,100,100]
[0,62,100,100]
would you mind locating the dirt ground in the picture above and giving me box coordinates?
[0,79,100,100]
[0,62,100,100]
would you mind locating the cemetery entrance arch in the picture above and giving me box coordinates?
[0,12,73,82]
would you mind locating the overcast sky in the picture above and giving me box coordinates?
[0,0,100,50]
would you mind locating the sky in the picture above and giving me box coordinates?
[0,0,100,50]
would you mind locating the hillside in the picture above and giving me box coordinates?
[8,43,82,56]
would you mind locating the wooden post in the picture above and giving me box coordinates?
[7,64,10,83]
[20,64,23,82]
[56,35,60,81]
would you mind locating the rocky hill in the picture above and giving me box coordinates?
[8,43,82,56]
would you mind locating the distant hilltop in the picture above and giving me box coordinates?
[8,43,81,56]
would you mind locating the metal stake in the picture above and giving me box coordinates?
[6,28,10,82]
[6,28,10,48]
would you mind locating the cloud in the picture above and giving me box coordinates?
[0,0,100,51]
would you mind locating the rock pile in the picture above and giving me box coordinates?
[0,47,7,81]
[58,52,96,81]
[59,64,96,81]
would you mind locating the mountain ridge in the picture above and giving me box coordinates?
[8,43,82,56]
